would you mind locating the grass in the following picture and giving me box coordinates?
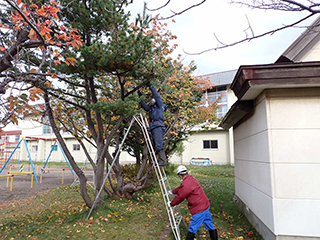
[0,165,262,240]
[17,160,74,168]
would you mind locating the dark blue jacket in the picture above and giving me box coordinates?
[140,85,167,130]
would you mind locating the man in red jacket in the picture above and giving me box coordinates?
[169,165,218,240]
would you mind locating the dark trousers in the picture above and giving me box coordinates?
[151,126,165,152]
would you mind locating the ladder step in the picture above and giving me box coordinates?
[159,177,167,182]
[138,113,182,240]
[175,215,183,225]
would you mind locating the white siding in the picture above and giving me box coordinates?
[234,88,320,238]
[233,94,276,232]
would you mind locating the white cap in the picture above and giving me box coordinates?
[176,165,188,175]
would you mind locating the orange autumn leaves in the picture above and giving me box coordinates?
[3,0,82,66]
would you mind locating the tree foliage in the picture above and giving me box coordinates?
[0,0,82,127]
[1,0,219,208]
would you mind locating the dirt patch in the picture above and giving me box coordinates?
[0,165,77,204]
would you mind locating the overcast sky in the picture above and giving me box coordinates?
[130,0,317,76]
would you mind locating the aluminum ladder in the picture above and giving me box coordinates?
[134,113,183,240]
[87,114,183,240]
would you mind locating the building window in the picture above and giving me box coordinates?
[15,135,20,142]
[203,140,218,150]
[32,145,38,152]
[51,144,58,151]
[43,116,52,134]
[201,86,228,118]
[73,144,80,151]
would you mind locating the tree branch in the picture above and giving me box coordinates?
[5,0,46,44]
[184,12,315,55]
[152,0,207,20]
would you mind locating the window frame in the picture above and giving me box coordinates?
[32,145,38,152]
[51,144,58,151]
[73,144,80,151]
[203,140,218,150]
[200,86,228,118]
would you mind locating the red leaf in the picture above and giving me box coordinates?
[51,0,59,5]
[36,7,46,16]
[30,4,38,9]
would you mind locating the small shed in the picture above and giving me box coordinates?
[220,61,320,239]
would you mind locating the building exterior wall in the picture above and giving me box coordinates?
[301,40,320,61]
[170,129,230,165]
[233,91,275,234]
[268,88,320,238]
[227,85,237,165]
[233,88,320,239]
[18,118,130,165]
[170,83,237,165]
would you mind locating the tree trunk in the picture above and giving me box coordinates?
[44,91,93,207]
[94,143,105,204]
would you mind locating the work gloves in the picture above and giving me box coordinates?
[138,90,142,97]
[145,81,151,87]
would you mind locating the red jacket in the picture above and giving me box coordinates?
[170,174,210,215]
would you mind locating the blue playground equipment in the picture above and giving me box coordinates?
[0,137,74,182]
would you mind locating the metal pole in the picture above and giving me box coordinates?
[24,138,38,183]
[42,141,57,170]
[0,138,22,174]
[57,141,75,176]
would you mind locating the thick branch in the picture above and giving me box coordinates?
[0,29,29,73]
[5,0,46,44]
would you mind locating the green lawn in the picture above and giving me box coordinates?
[0,165,262,239]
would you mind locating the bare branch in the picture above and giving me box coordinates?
[152,0,207,20]
[184,12,316,55]
[230,0,320,12]
[47,90,87,110]
[281,0,320,12]
[146,0,171,11]
[245,14,254,38]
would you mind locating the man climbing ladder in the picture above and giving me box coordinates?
[138,82,167,166]
[87,113,183,240]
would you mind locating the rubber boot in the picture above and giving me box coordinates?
[209,229,218,240]
[185,231,195,240]
[157,149,167,166]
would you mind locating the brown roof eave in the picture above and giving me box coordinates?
[232,61,320,100]
[222,61,320,129]
[219,100,254,130]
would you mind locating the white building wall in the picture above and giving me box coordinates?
[268,88,320,237]
[233,92,276,233]
[170,84,238,165]
[234,88,320,239]
[17,117,131,165]
[170,130,230,165]
[227,85,237,165]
